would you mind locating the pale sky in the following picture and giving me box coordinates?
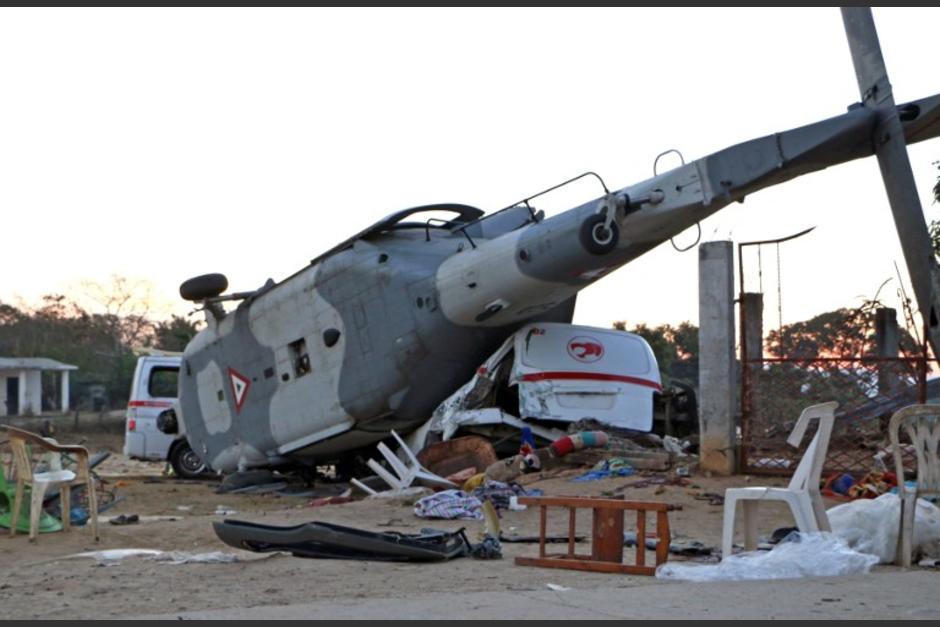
[2,7,939,335]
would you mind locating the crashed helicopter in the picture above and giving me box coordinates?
[167,9,940,476]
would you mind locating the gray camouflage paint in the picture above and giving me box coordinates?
[179,93,940,473]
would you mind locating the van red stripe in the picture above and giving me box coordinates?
[519,371,662,391]
[127,400,173,408]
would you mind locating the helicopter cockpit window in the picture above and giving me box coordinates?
[288,338,311,377]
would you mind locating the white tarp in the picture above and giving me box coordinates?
[656,533,878,581]
[827,493,940,563]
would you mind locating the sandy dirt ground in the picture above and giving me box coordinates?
[0,424,936,620]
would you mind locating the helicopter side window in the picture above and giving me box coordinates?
[288,338,311,378]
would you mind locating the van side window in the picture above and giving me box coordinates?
[148,367,180,398]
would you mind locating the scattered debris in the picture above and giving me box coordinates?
[226,482,290,495]
[768,526,800,545]
[55,549,165,564]
[416,436,498,480]
[445,467,478,485]
[103,515,179,524]
[546,583,571,592]
[308,495,355,507]
[470,501,502,560]
[656,533,878,581]
[153,551,241,565]
[692,492,724,506]
[822,471,898,500]
[613,475,691,492]
[662,435,690,457]
[499,533,585,544]
[572,458,634,482]
[366,486,432,505]
[469,480,542,511]
[214,506,238,516]
[623,533,714,556]
[483,430,611,483]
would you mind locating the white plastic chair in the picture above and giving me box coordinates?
[352,430,456,495]
[889,404,940,567]
[722,401,838,559]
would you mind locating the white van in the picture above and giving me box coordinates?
[430,322,662,442]
[123,354,208,478]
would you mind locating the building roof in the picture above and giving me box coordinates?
[0,357,78,371]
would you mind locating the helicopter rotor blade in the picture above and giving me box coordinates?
[842,7,940,359]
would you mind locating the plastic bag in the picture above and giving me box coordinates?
[655,533,878,581]
[827,492,940,563]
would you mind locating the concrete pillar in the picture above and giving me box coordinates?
[23,370,42,415]
[875,307,899,397]
[17,370,27,416]
[698,241,736,475]
[741,292,764,421]
[61,370,70,412]
[0,374,7,417]
[742,293,764,363]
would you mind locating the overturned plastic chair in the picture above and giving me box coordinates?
[351,430,456,496]
[721,401,838,559]
[889,404,940,567]
[4,426,99,542]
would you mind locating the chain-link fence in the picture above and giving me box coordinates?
[740,355,928,476]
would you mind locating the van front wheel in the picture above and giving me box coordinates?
[170,441,208,479]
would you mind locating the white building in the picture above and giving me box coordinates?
[0,357,77,416]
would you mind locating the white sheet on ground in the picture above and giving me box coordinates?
[827,492,940,563]
[655,533,878,581]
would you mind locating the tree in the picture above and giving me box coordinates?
[756,299,922,435]
[80,275,158,350]
[153,315,202,352]
[0,276,190,410]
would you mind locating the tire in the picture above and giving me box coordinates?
[169,440,209,479]
[579,213,619,255]
[179,273,228,301]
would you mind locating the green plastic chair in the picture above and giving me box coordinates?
[0,453,63,534]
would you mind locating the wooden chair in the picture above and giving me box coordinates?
[4,426,99,542]
[889,404,940,567]
[722,401,838,558]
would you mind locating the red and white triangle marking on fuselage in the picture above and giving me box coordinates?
[228,367,250,413]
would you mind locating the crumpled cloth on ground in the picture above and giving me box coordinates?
[414,490,483,520]
[572,457,635,482]
[470,480,543,511]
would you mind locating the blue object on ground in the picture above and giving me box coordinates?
[572,458,635,482]
[832,473,855,495]
[70,506,89,526]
